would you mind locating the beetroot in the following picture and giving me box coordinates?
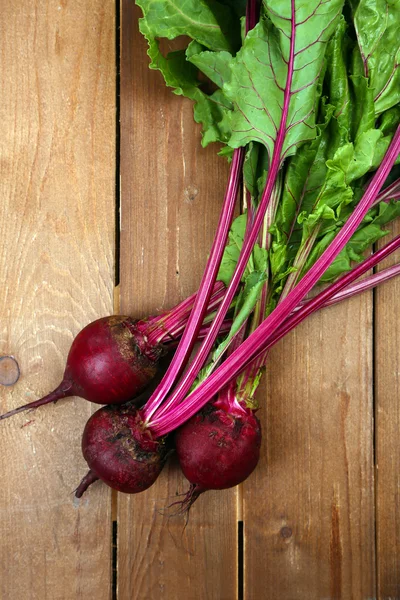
[0,316,163,421]
[0,282,227,422]
[76,404,169,496]
[174,400,261,510]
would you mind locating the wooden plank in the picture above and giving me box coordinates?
[243,295,376,598]
[375,220,400,599]
[0,1,115,598]
[118,3,237,599]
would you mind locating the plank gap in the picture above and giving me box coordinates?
[112,520,118,600]
[373,258,380,596]
[373,253,378,470]
[115,0,122,287]
[238,521,244,600]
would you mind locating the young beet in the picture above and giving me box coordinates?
[75,240,400,500]
[0,316,162,421]
[75,403,169,497]
[173,388,261,511]
[0,283,227,421]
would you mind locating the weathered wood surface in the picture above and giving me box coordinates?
[1,1,400,598]
[376,219,400,600]
[0,1,115,599]
[243,298,376,599]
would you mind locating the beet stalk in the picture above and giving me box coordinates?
[0,282,227,421]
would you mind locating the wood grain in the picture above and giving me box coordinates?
[0,1,115,598]
[375,220,400,599]
[243,295,376,599]
[118,3,237,599]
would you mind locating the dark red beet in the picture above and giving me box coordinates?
[0,316,164,421]
[76,404,169,496]
[174,402,261,510]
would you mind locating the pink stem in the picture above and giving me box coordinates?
[328,263,400,302]
[146,281,225,333]
[243,234,400,372]
[247,253,400,380]
[165,319,233,346]
[142,0,259,422]
[147,1,297,423]
[148,282,226,346]
[142,148,244,420]
[151,126,400,435]
[373,177,400,204]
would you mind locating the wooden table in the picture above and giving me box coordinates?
[1,2,399,598]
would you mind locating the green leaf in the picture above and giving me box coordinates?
[371,106,400,167]
[243,142,269,201]
[211,269,268,370]
[353,0,400,114]
[325,16,351,145]
[136,0,242,146]
[230,270,268,338]
[303,199,400,281]
[217,213,247,286]
[222,1,343,158]
[350,50,376,139]
[273,101,335,243]
[136,0,241,53]
[365,199,400,227]
[298,128,384,235]
[217,213,269,285]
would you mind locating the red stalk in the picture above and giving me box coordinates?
[143,1,296,423]
[146,281,226,346]
[150,126,400,435]
[142,148,244,420]
[372,176,400,205]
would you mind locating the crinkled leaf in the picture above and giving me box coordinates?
[223,0,343,158]
[298,128,384,238]
[371,106,400,167]
[194,89,234,145]
[217,213,269,285]
[186,41,233,88]
[364,199,400,227]
[137,0,241,53]
[353,0,400,114]
[325,16,351,145]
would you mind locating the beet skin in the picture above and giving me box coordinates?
[79,404,169,494]
[64,316,163,405]
[175,402,261,497]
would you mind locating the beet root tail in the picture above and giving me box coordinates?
[166,483,204,517]
[74,470,100,498]
[0,381,72,422]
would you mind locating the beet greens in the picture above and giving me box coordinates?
[75,0,400,500]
